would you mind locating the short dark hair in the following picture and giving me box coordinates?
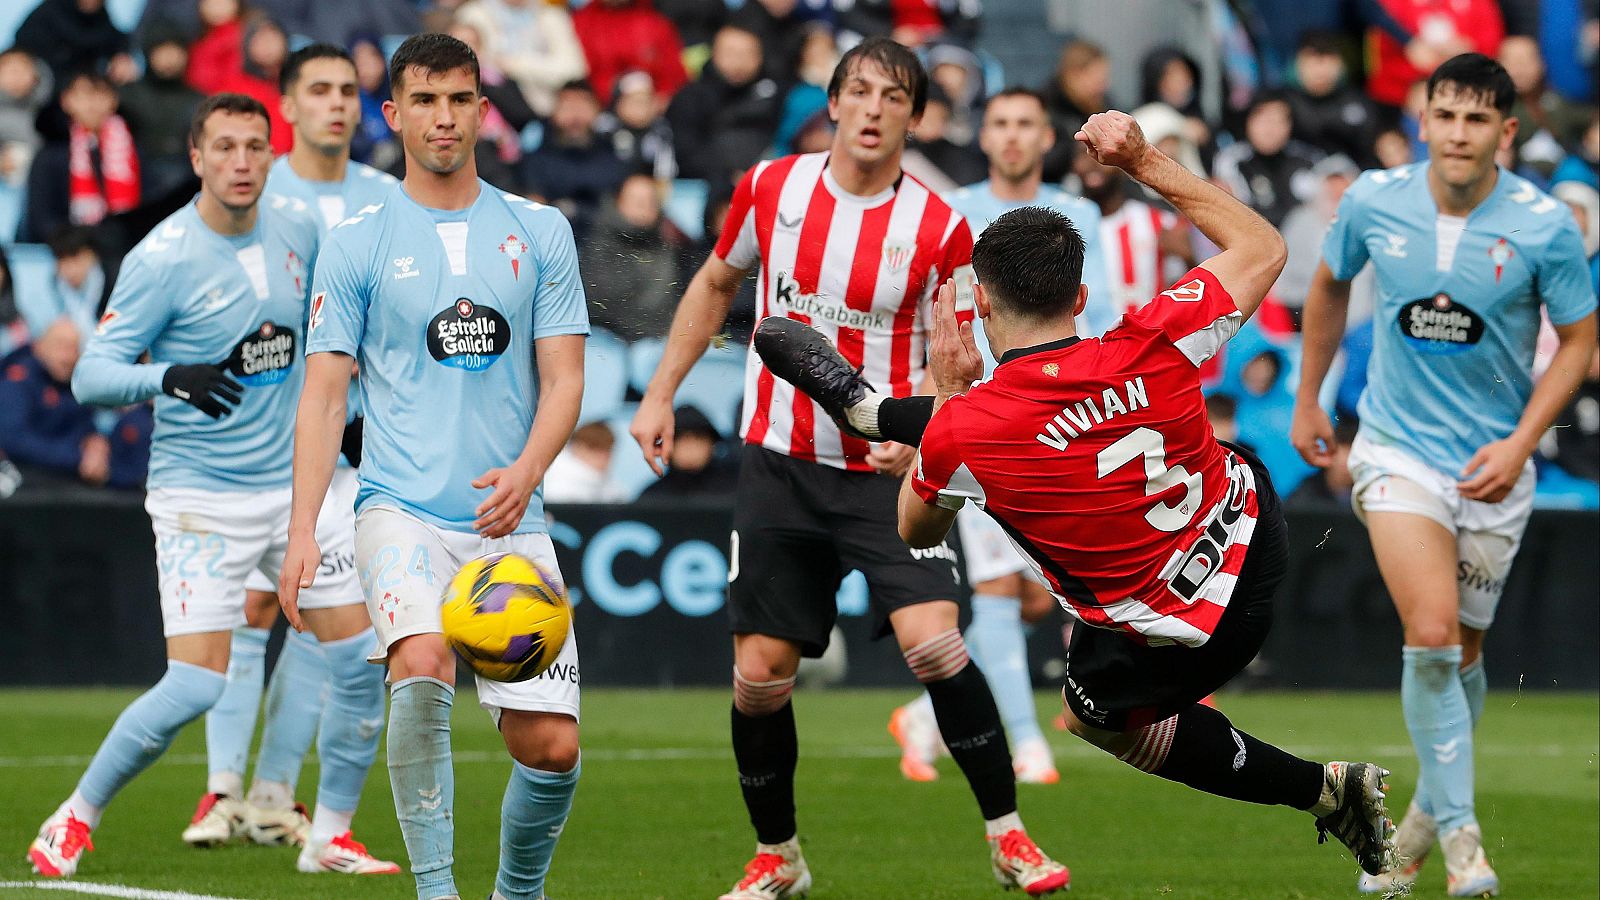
[827,36,928,117]
[47,224,97,259]
[1247,88,1293,116]
[1296,29,1343,56]
[189,92,271,148]
[970,207,1086,321]
[984,86,1048,114]
[1204,392,1237,420]
[1427,52,1515,117]
[280,42,353,95]
[62,70,114,94]
[388,32,479,95]
[558,78,598,100]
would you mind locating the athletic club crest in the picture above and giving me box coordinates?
[499,233,529,279]
[882,243,913,272]
[1488,238,1513,284]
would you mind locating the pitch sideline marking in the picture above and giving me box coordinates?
[0,881,245,900]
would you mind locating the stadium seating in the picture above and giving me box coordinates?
[580,327,629,424]
[627,336,746,438]
[604,402,659,501]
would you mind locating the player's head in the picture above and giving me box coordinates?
[826,37,927,170]
[970,206,1088,330]
[280,43,359,156]
[979,87,1055,186]
[189,92,273,212]
[383,33,485,177]
[1422,53,1517,190]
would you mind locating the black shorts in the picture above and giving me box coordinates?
[1061,443,1289,732]
[728,444,962,657]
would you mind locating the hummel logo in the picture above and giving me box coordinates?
[1432,738,1461,765]
[393,256,419,280]
[417,786,442,811]
[777,212,802,231]
[202,288,227,311]
[1382,234,1408,258]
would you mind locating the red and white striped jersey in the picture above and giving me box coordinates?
[1101,199,1180,319]
[911,267,1258,648]
[716,152,974,471]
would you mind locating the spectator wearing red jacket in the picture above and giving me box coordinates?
[186,0,243,95]
[573,0,688,109]
[1366,0,1505,108]
[215,16,293,154]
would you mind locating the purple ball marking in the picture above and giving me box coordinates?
[474,582,522,614]
[503,632,543,663]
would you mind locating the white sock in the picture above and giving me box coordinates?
[845,392,884,438]
[309,803,354,847]
[56,790,104,829]
[247,779,294,810]
[207,770,243,799]
[757,835,802,859]
[985,811,1025,838]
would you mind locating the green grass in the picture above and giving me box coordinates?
[0,688,1595,899]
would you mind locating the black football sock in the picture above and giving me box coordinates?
[876,395,935,446]
[731,701,799,844]
[1139,703,1323,808]
[926,665,1017,820]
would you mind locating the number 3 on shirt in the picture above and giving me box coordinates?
[1097,427,1203,532]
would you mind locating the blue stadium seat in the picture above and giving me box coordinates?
[582,327,629,425]
[0,183,22,244]
[5,242,56,332]
[604,403,661,501]
[664,179,709,242]
[628,337,746,437]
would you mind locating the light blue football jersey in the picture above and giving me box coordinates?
[943,180,1116,340]
[72,196,322,490]
[306,181,590,534]
[266,156,398,234]
[1324,162,1596,474]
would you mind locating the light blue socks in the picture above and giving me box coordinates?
[253,627,328,792]
[963,595,1044,745]
[1402,646,1475,831]
[388,676,456,900]
[1415,656,1487,821]
[311,629,384,815]
[79,661,227,809]
[204,627,269,795]
[496,760,581,900]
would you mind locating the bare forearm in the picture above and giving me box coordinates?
[1295,263,1353,405]
[897,470,956,548]
[643,261,739,403]
[1127,149,1278,258]
[1510,318,1598,452]
[521,370,583,478]
[288,366,349,537]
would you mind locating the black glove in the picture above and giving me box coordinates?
[340,416,364,467]
[161,364,243,418]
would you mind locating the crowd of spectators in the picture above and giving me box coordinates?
[0,0,1595,506]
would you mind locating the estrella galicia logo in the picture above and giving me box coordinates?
[224,321,296,386]
[427,298,510,370]
[1398,293,1485,355]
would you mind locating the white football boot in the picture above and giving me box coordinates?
[246,800,312,847]
[888,700,942,782]
[181,792,246,847]
[1442,823,1499,897]
[296,830,402,875]
[718,838,812,899]
[27,812,93,878]
[989,828,1071,895]
[1012,736,1061,785]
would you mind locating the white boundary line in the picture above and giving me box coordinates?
[0,743,1588,769]
[0,881,245,900]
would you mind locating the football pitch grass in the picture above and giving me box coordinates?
[0,688,1594,899]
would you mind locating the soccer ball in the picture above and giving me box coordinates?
[440,553,571,682]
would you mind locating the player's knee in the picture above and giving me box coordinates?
[387,634,455,683]
[502,713,580,772]
[1404,619,1458,648]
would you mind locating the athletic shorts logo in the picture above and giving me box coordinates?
[427,298,511,370]
[1399,293,1485,354]
[224,321,297,386]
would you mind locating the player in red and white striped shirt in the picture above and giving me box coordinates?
[631,38,1068,900]
[756,111,1397,888]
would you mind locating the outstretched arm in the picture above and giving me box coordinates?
[1076,111,1287,321]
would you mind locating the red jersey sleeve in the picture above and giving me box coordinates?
[944,217,977,325]
[910,398,985,510]
[713,164,762,271]
[1120,265,1243,367]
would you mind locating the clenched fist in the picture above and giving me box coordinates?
[1075,111,1153,173]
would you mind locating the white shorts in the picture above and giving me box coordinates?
[354,505,580,721]
[1348,432,1535,630]
[147,469,364,638]
[243,467,360,594]
[956,505,1036,586]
